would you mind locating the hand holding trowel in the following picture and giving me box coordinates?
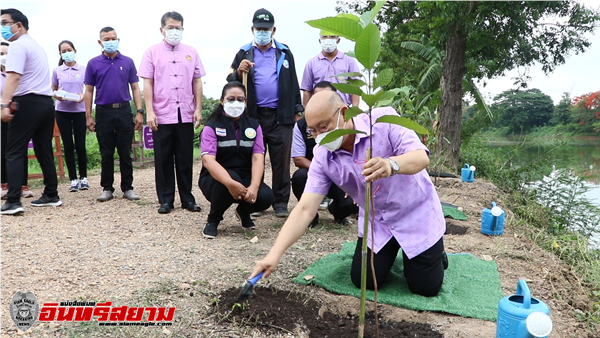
[236,271,265,302]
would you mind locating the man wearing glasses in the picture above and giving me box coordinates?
[139,11,205,214]
[252,90,448,297]
[1,8,63,215]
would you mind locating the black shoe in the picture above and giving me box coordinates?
[31,195,63,207]
[235,209,256,229]
[442,251,449,270]
[334,217,350,226]
[274,207,290,218]
[203,222,218,239]
[183,202,201,212]
[158,203,171,214]
[309,213,319,228]
[1,202,24,215]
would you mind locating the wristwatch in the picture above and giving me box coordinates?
[0,103,9,109]
[136,109,144,115]
[388,158,400,176]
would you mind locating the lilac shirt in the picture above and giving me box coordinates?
[5,34,52,97]
[292,122,306,158]
[52,63,86,112]
[84,52,139,105]
[301,51,360,106]
[253,45,278,108]
[138,41,206,124]
[304,107,445,258]
[200,120,265,156]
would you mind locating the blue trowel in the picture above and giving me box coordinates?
[236,271,264,302]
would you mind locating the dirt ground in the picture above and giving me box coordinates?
[0,157,596,337]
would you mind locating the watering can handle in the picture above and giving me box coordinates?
[516,279,532,309]
[464,164,469,168]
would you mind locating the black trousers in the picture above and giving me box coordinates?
[1,121,28,185]
[350,236,445,297]
[257,110,292,209]
[5,95,58,203]
[56,111,87,180]
[199,169,274,224]
[291,167,358,220]
[153,122,195,206]
[95,105,134,192]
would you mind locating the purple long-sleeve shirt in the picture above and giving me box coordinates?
[304,107,445,258]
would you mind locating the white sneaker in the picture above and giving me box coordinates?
[69,179,80,192]
[79,177,90,190]
[97,190,114,202]
[123,190,140,201]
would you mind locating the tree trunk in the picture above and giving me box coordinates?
[439,30,466,172]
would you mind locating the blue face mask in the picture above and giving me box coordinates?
[254,30,272,46]
[61,51,76,63]
[1,24,16,41]
[102,40,119,54]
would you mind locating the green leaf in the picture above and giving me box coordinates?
[372,68,393,89]
[369,1,386,24]
[345,50,356,58]
[332,83,364,96]
[374,90,397,103]
[336,13,360,22]
[362,93,377,107]
[376,115,430,135]
[346,79,367,87]
[344,106,364,121]
[359,12,371,28]
[319,129,366,145]
[354,24,381,69]
[333,72,363,78]
[306,17,363,41]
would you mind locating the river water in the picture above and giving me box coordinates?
[485,136,600,245]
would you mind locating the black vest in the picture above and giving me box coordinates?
[201,113,260,177]
[297,118,316,161]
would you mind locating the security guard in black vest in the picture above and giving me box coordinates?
[199,81,274,238]
[291,81,358,226]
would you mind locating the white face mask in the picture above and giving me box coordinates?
[223,101,246,118]
[320,38,337,53]
[315,108,345,152]
[164,29,183,45]
[0,55,6,67]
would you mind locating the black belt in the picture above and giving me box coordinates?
[257,107,277,113]
[97,102,129,109]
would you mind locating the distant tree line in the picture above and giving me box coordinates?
[462,89,600,136]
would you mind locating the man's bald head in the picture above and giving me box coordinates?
[305,91,346,130]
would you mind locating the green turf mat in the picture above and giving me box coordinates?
[443,205,468,221]
[293,241,503,321]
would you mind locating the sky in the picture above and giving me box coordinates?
[3,0,599,105]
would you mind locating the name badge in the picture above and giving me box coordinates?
[283,60,289,69]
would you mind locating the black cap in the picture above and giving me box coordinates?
[252,8,274,29]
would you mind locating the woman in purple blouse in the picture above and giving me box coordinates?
[51,40,88,192]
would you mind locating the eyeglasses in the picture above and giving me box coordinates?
[164,26,183,31]
[306,107,342,137]
[0,21,15,27]
[225,96,246,103]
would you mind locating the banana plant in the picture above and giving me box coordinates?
[307,3,428,337]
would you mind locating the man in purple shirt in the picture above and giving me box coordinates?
[1,8,63,215]
[139,12,205,214]
[301,30,361,108]
[85,26,144,202]
[252,91,448,297]
[226,8,303,218]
